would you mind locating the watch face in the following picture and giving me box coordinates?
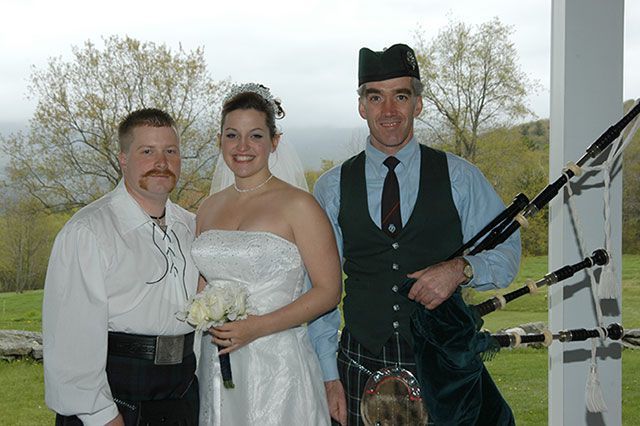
[463,263,473,279]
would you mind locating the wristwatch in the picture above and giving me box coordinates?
[461,257,474,284]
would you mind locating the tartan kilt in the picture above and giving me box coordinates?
[337,329,417,426]
[106,351,196,401]
[55,353,199,425]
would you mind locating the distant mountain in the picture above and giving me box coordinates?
[0,120,27,136]
[283,126,368,170]
[0,121,365,177]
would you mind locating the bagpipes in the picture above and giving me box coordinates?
[472,249,609,317]
[376,102,640,426]
[491,323,624,349]
[481,250,623,348]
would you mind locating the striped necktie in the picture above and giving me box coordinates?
[381,156,402,237]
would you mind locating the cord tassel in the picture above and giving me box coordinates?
[598,261,618,299]
[585,340,607,413]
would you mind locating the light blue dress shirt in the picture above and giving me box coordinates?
[308,137,521,381]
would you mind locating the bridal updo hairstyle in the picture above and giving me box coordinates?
[220,85,285,139]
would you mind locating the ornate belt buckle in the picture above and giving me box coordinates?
[360,367,428,426]
[154,334,184,365]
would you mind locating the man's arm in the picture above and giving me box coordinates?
[306,276,346,425]
[453,155,521,290]
[308,167,347,424]
[307,303,341,380]
[307,167,344,380]
[42,224,120,425]
[408,154,521,308]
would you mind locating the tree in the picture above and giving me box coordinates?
[0,194,67,292]
[414,17,537,161]
[2,35,228,212]
[474,125,549,256]
[622,100,640,254]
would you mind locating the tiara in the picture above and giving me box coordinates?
[224,83,278,113]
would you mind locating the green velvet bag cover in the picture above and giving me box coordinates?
[411,291,515,425]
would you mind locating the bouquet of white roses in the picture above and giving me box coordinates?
[177,280,252,388]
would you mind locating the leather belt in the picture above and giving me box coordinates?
[108,331,194,365]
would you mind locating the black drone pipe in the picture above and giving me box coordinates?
[473,249,609,317]
[470,101,640,254]
[491,323,624,349]
[448,193,529,259]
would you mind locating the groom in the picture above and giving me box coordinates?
[310,43,521,425]
[43,108,200,425]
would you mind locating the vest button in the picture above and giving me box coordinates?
[393,304,400,311]
[391,285,399,292]
[392,321,400,329]
[392,242,399,249]
[392,263,399,270]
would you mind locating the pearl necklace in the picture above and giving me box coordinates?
[234,174,274,193]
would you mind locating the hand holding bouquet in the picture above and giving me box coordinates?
[177,280,252,388]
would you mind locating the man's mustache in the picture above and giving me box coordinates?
[142,170,176,179]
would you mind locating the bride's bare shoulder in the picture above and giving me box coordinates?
[198,188,234,210]
[195,188,234,229]
[272,180,315,204]
[272,183,325,222]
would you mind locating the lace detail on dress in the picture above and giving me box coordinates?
[192,230,305,315]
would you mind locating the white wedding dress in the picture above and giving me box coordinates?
[192,229,331,426]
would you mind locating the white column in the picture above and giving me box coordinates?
[549,1,623,425]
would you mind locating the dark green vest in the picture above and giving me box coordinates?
[338,144,463,355]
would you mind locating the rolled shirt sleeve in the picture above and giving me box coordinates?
[306,303,341,381]
[447,152,521,291]
[43,223,119,425]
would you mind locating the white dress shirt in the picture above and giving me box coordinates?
[43,180,199,425]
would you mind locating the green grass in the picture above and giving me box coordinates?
[475,254,640,424]
[0,358,53,425]
[0,290,43,332]
[1,256,639,423]
[621,255,640,328]
[469,254,640,332]
[485,348,640,424]
[486,349,547,425]
[623,350,640,425]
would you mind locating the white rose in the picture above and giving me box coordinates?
[187,298,209,327]
[207,294,226,323]
[233,291,247,317]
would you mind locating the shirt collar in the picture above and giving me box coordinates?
[111,180,191,234]
[365,136,419,174]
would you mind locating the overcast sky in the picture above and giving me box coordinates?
[1,0,638,131]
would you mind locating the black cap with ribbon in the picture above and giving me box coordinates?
[358,43,420,86]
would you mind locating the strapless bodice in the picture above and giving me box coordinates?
[191,230,305,314]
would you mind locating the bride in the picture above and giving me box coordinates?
[192,83,341,425]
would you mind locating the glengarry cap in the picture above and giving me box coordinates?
[358,43,420,86]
